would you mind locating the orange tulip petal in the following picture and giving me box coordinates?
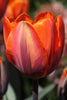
[3,17,12,45]
[55,16,65,52]
[33,18,54,58]
[15,13,33,23]
[34,12,54,23]
[54,16,65,65]
[33,17,56,76]
[5,4,14,21]
[6,22,26,73]
[48,16,65,74]
[12,1,24,18]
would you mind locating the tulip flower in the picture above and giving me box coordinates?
[0,0,8,19]
[58,68,67,100]
[0,57,8,97]
[5,0,29,21]
[3,12,65,79]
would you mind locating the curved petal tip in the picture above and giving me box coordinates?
[15,12,33,23]
[3,17,12,45]
[35,12,54,23]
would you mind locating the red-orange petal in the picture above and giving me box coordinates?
[54,16,65,65]
[33,18,55,76]
[12,1,24,18]
[55,16,65,52]
[48,16,65,74]
[15,12,33,23]
[33,18,55,58]
[34,12,54,23]
[3,17,12,45]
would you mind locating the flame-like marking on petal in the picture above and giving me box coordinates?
[19,21,48,78]
[6,22,25,73]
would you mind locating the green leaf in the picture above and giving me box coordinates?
[3,84,16,100]
[62,57,67,64]
[25,84,55,100]
[38,84,55,100]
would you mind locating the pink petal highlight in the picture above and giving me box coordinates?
[6,22,24,73]
[19,21,48,78]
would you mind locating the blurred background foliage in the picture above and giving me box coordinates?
[0,0,67,100]
[29,0,67,18]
